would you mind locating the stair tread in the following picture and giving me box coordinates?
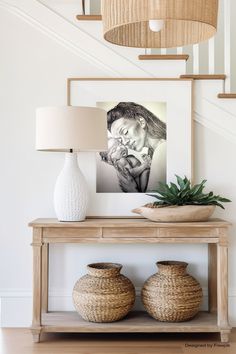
[218,93,236,99]
[180,74,226,80]
[76,15,102,21]
[139,54,189,61]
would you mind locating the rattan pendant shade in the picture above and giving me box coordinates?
[101,0,218,48]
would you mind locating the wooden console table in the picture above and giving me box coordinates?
[29,218,231,343]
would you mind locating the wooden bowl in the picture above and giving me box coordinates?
[132,205,216,222]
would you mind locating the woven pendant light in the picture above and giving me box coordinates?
[101,0,218,48]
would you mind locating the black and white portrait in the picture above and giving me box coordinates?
[96,102,167,193]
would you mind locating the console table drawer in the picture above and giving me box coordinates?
[43,227,102,240]
[103,227,157,238]
[159,227,218,238]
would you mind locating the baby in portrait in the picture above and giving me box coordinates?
[100,138,151,192]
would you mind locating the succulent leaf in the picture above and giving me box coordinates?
[146,176,231,209]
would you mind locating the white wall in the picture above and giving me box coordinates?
[0,7,236,327]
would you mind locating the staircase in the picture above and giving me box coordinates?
[75,0,236,97]
[1,0,236,143]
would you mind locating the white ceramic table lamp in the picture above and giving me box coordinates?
[36,106,107,222]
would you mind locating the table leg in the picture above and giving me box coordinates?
[220,330,231,343]
[208,243,217,313]
[217,232,231,342]
[42,243,49,313]
[31,227,43,343]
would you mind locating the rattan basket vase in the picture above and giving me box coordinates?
[141,261,203,322]
[73,263,135,323]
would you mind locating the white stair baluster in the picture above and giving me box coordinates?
[85,0,90,14]
[208,37,215,74]
[193,44,200,75]
[224,0,231,92]
[177,47,183,54]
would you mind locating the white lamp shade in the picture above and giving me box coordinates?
[36,106,108,152]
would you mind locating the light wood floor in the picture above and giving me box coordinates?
[1,329,235,354]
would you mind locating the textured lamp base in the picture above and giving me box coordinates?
[54,153,89,221]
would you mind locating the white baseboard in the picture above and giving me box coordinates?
[2,287,235,328]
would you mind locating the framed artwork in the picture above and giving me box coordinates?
[67,78,193,216]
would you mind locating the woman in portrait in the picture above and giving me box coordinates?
[104,102,167,193]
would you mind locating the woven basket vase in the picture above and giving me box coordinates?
[73,263,135,323]
[141,261,203,322]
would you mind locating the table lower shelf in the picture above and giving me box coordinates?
[40,311,223,333]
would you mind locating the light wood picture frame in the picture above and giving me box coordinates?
[67,78,193,216]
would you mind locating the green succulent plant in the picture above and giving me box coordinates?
[147,175,231,209]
